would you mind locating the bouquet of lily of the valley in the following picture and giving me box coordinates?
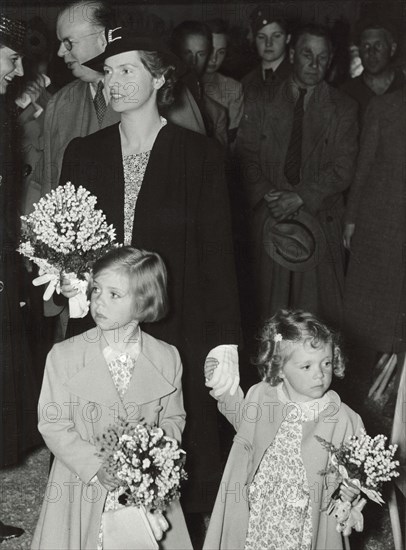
[18,182,118,318]
[96,417,187,513]
[316,430,399,537]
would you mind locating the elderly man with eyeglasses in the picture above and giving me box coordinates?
[35,0,119,203]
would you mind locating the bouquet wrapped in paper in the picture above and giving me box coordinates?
[18,182,118,318]
[316,430,399,537]
[96,417,187,513]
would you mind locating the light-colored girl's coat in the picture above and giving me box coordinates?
[204,382,364,550]
[31,328,191,550]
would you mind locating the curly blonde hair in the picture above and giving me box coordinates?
[253,309,346,385]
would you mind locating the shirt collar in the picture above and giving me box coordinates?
[276,382,333,422]
[102,326,142,364]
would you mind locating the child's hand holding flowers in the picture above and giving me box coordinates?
[316,430,400,536]
[339,479,361,503]
[97,466,121,492]
[96,418,187,513]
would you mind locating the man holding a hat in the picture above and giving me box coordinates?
[237,23,358,328]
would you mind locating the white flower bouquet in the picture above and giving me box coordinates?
[96,417,187,512]
[18,182,118,318]
[316,430,400,536]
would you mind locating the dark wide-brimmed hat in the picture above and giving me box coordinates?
[84,26,182,72]
[262,209,326,272]
[0,14,26,54]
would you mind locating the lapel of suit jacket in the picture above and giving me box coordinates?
[265,80,294,163]
[64,329,175,415]
[302,81,336,169]
[382,89,406,132]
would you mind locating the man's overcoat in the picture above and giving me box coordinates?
[237,79,358,326]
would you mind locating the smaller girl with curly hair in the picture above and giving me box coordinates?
[204,309,364,550]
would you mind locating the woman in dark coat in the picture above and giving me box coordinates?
[0,13,42,543]
[57,28,241,519]
[0,14,41,468]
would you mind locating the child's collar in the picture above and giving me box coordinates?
[276,382,333,422]
[102,326,142,364]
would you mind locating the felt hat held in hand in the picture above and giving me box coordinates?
[262,209,326,272]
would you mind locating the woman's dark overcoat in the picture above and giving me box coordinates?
[0,98,41,466]
[59,122,241,512]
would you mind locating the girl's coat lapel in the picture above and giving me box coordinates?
[64,329,175,416]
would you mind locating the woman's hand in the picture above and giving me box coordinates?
[146,510,169,541]
[339,480,361,503]
[60,276,79,299]
[96,467,119,491]
[343,223,355,250]
[25,74,48,106]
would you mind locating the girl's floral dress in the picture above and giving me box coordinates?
[97,333,141,549]
[245,384,331,550]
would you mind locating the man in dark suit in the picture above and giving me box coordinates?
[171,20,228,146]
[237,23,358,328]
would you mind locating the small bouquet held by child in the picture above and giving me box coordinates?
[96,417,187,549]
[18,182,118,318]
[317,430,400,537]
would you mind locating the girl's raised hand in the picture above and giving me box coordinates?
[204,357,219,384]
[96,467,120,491]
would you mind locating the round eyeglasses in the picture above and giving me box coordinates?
[61,30,102,52]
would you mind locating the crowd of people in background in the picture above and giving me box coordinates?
[0,0,405,547]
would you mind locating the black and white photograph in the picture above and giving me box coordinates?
[0,0,405,548]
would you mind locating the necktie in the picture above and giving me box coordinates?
[93,80,107,127]
[284,87,307,186]
[264,68,274,84]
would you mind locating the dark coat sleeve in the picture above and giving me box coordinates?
[59,137,90,189]
[194,138,242,349]
[297,95,359,214]
[236,98,276,209]
[344,99,380,225]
